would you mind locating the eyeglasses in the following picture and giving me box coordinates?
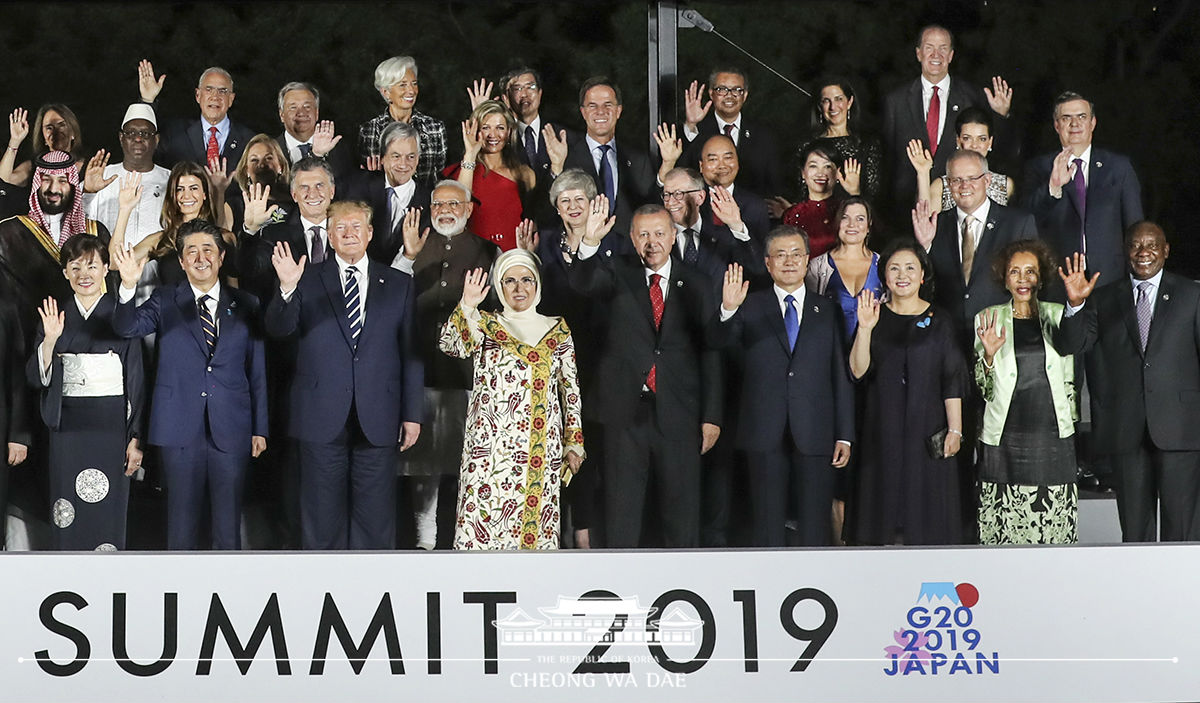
[947,173,987,188]
[509,82,539,94]
[431,200,466,210]
[120,129,156,140]
[501,276,537,289]
[661,189,703,202]
[201,86,233,96]
[712,86,746,96]
[1055,112,1091,125]
[769,250,808,262]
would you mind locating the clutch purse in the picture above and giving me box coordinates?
[925,427,949,460]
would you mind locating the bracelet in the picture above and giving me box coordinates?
[6,146,16,152]
[460,160,477,171]
[948,429,963,437]
[981,357,995,370]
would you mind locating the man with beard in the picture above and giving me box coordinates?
[274,82,355,182]
[392,180,498,549]
[0,151,110,345]
[139,61,255,174]
[340,121,431,264]
[82,104,170,250]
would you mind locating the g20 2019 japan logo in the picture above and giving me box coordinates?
[883,582,1000,676]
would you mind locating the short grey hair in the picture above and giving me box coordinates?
[374,56,418,98]
[277,81,320,112]
[380,120,421,156]
[433,178,471,202]
[549,168,596,205]
[663,167,704,190]
[197,67,234,91]
[947,149,989,174]
[289,156,335,189]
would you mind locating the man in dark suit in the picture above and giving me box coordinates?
[502,67,569,227]
[275,81,355,182]
[916,150,1037,341]
[138,61,254,173]
[696,134,772,243]
[559,77,656,237]
[713,226,854,546]
[1060,223,1200,541]
[567,204,722,548]
[680,68,782,198]
[1022,91,1143,283]
[339,121,431,264]
[265,200,423,550]
[112,219,267,550]
[661,167,759,288]
[882,26,1012,211]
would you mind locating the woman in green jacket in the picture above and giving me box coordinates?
[974,239,1078,544]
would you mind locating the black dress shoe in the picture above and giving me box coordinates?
[1077,467,1101,490]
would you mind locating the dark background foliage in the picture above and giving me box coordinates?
[2,0,1195,271]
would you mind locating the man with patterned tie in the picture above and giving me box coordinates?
[111,219,267,550]
[713,226,853,546]
[1059,222,1200,541]
[1023,91,1143,283]
[265,200,423,550]
[660,167,757,288]
[138,61,255,174]
[567,204,721,548]
[882,26,1013,215]
[0,151,109,346]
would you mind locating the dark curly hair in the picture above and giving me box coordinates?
[990,238,1056,293]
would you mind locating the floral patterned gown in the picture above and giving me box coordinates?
[439,306,584,550]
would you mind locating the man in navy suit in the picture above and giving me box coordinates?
[713,226,854,546]
[112,219,268,550]
[915,150,1038,342]
[137,60,255,174]
[265,200,423,550]
[680,68,782,199]
[1023,91,1143,282]
[661,168,759,288]
[882,26,1013,211]
[560,77,657,237]
[274,82,355,183]
[502,67,569,227]
[339,121,431,265]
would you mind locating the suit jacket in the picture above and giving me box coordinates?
[274,131,356,183]
[1060,272,1200,454]
[263,257,423,446]
[112,282,267,451]
[927,202,1037,338]
[0,300,30,450]
[1022,147,1143,281]
[713,288,854,453]
[157,117,256,172]
[566,252,722,436]
[675,217,763,295]
[683,114,782,197]
[882,77,1014,207]
[238,209,322,302]
[338,171,432,264]
[519,120,572,228]
[562,133,656,236]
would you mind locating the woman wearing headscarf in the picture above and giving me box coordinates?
[439,249,584,550]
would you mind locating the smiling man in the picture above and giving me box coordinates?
[274,81,354,181]
[340,121,432,264]
[82,103,170,249]
[139,61,256,174]
[680,67,781,198]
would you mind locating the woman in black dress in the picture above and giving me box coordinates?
[29,234,144,550]
[847,239,968,544]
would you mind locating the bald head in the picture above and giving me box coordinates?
[699,134,739,187]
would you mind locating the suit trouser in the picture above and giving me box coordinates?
[298,410,397,550]
[161,433,249,550]
[605,394,700,548]
[745,443,834,547]
[1112,434,1200,542]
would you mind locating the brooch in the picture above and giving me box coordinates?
[916,316,931,328]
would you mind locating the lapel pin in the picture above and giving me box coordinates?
[626,159,632,167]
[812,305,819,313]
[744,128,751,139]
[986,222,995,230]
[1095,161,1103,168]
[1163,294,1170,301]
[952,104,959,111]
[676,280,683,288]
[378,278,384,284]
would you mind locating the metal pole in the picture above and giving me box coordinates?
[648,1,679,153]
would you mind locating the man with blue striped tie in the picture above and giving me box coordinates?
[112,219,268,550]
[265,200,424,550]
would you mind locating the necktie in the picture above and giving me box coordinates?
[389,188,404,234]
[926,86,941,156]
[683,228,698,265]
[597,144,616,214]
[1136,281,1153,352]
[206,126,220,165]
[723,122,736,144]
[198,294,216,357]
[784,294,799,352]
[299,143,314,159]
[1072,157,1087,254]
[344,266,362,344]
[524,125,537,165]
[308,226,325,264]
[961,215,976,284]
[646,273,664,392]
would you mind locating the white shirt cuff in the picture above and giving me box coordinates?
[578,242,599,259]
[1065,301,1085,316]
[729,225,750,241]
[719,306,737,322]
[391,250,416,274]
[117,284,136,303]
[683,124,699,142]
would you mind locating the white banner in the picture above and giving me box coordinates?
[2,545,1197,702]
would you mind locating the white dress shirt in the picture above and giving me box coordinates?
[585,133,619,194]
[283,131,313,164]
[955,197,992,263]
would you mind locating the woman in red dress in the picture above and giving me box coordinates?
[444,100,535,251]
[769,140,861,258]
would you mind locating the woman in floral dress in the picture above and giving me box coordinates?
[440,249,584,549]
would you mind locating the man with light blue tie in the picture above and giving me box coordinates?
[560,77,656,238]
[712,225,854,546]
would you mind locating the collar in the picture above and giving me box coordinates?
[283,131,311,154]
[202,115,231,133]
[586,133,615,153]
[1130,270,1164,290]
[75,294,103,319]
[388,177,417,201]
[956,197,992,225]
[920,75,951,95]
[774,283,805,306]
[716,114,742,133]
[674,217,701,234]
[519,116,542,135]
[334,253,367,274]
[1067,144,1094,164]
[190,280,221,303]
[644,257,672,282]
[300,215,326,232]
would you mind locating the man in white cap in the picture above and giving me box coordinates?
[81,103,170,250]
